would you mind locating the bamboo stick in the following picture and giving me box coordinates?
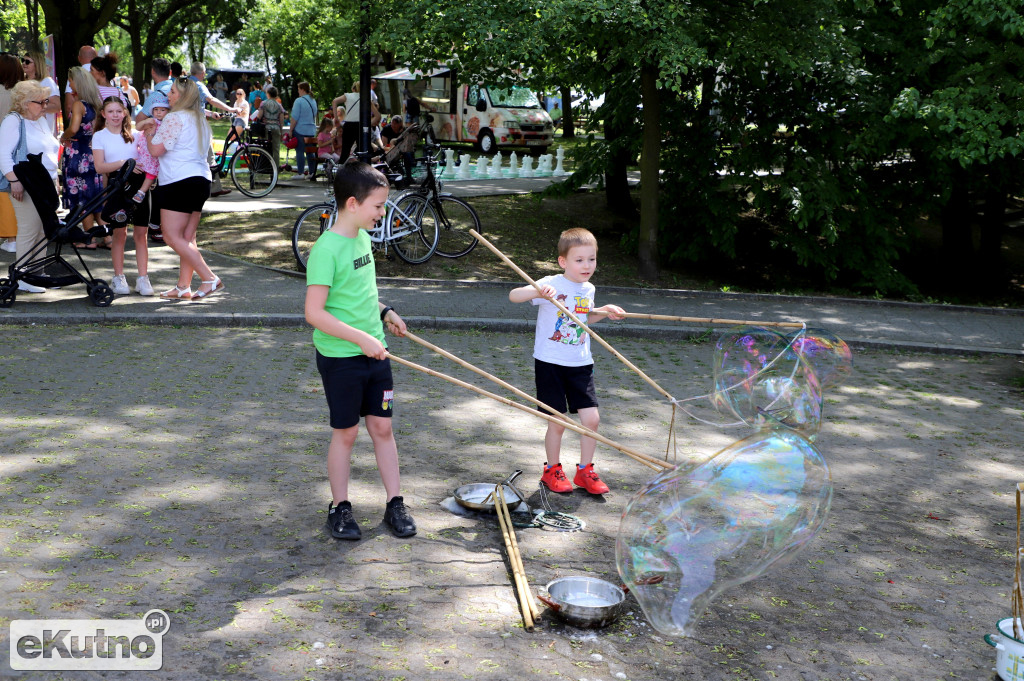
[469,229,676,403]
[619,312,806,329]
[1014,481,1023,641]
[497,485,542,620]
[402,331,670,470]
[495,485,535,629]
[387,352,670,470]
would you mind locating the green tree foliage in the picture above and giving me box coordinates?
[234,0,359,105]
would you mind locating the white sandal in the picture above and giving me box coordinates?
[159,285,192,300]
[191,276,223,300]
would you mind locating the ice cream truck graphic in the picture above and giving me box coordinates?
[376,66,555,154]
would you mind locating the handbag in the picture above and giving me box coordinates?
[0,113,28,193]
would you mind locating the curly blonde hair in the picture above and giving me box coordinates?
[9,80,52,117]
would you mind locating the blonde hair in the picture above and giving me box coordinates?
[10,80,51,116]
[558,227,598,258]
[25,51,48,80]
[170,77,211,155]
[69,66,102,111]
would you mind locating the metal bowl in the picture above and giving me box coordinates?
[539,576,626,628]
[453,483,522,512]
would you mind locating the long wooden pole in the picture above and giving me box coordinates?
[497,485,542,620]
[469,229,676,403]
[402,331,670,470]
[620,312,806,329]
[496,485,535,630]
[387,352,671,470]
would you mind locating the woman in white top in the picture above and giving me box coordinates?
[146,77,222,300]
[231,88,250,141]
[93,96,153,297]
[0,81,61,291]
[22,51,61,135]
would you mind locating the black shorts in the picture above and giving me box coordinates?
[535,359,598,414]
[101,171,146,228]
[132,182,162,228]
[316,351,394,429]
[153,176,211,214]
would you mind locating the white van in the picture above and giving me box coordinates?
[377,66,555,154]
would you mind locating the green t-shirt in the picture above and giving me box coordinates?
[306,229,385,357]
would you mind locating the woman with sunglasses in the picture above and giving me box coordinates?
[21,52,60,133]
[0,81,61,291]
[146,77,223,300]
[0,53,25,253]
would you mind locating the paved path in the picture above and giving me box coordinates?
[1,172,1020,356]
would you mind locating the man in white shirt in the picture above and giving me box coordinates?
[63,45,97,114]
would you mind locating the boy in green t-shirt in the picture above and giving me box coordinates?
[304,161,415,540]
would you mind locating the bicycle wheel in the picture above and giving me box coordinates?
[292,202,335,271]
[431,194,480,258]
[230,145,278,198]
[388,194,439,265]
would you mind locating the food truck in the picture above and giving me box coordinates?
[376,66,555,154]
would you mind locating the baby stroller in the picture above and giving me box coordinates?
[0,155,136,308]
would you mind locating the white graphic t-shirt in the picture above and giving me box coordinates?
[531,274,596,367]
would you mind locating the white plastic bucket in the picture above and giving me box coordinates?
[987,617,1024,681]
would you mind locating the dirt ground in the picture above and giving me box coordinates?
[1,326,1022,680]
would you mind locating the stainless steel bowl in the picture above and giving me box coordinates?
[539,576,626,628]
[453,483,522,512]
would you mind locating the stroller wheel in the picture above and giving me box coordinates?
[88,281,115,307]
[0,278,16,308]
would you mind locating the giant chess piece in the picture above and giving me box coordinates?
[489,153,503,178]
[457,154,473,180]
[505,152,519,178]
[553,147,567,177]
[519,155,534,178]
[474,156,489,178]
[443,148,457,179]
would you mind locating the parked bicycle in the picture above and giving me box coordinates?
[391,140,481,258]
[291,160,439,270]
[210,116,278,198]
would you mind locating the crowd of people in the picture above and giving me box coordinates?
[1,47,244,299]
[2,45,425,301]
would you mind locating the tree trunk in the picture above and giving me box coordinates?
[940,167,973,267]
[979,180,1006,278]
[637,62,660,280]
[560,84,574,138]
[39,0,122,93]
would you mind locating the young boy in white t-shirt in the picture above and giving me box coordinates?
[509,228,626,495]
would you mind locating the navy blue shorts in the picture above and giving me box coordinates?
[316,351,394,429]
[535,359,598,414]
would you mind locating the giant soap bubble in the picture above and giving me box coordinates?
[710,327,824,439]
[786,327,853,391]
[616,428,832,637]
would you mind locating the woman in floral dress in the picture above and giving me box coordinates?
[60,66,104,245]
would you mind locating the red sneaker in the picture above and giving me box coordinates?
[573,463,610,495]
[540,463,572,493]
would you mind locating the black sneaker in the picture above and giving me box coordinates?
[326,501,361,540]
[383,496,416,538]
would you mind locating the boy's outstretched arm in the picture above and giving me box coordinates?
[305,285,387,360]
[509,283,556,303]
[589,304,626,323]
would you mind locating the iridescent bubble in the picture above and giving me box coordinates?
[616,428,832,637]
[710,327,823,438]
[787,327,853,391]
